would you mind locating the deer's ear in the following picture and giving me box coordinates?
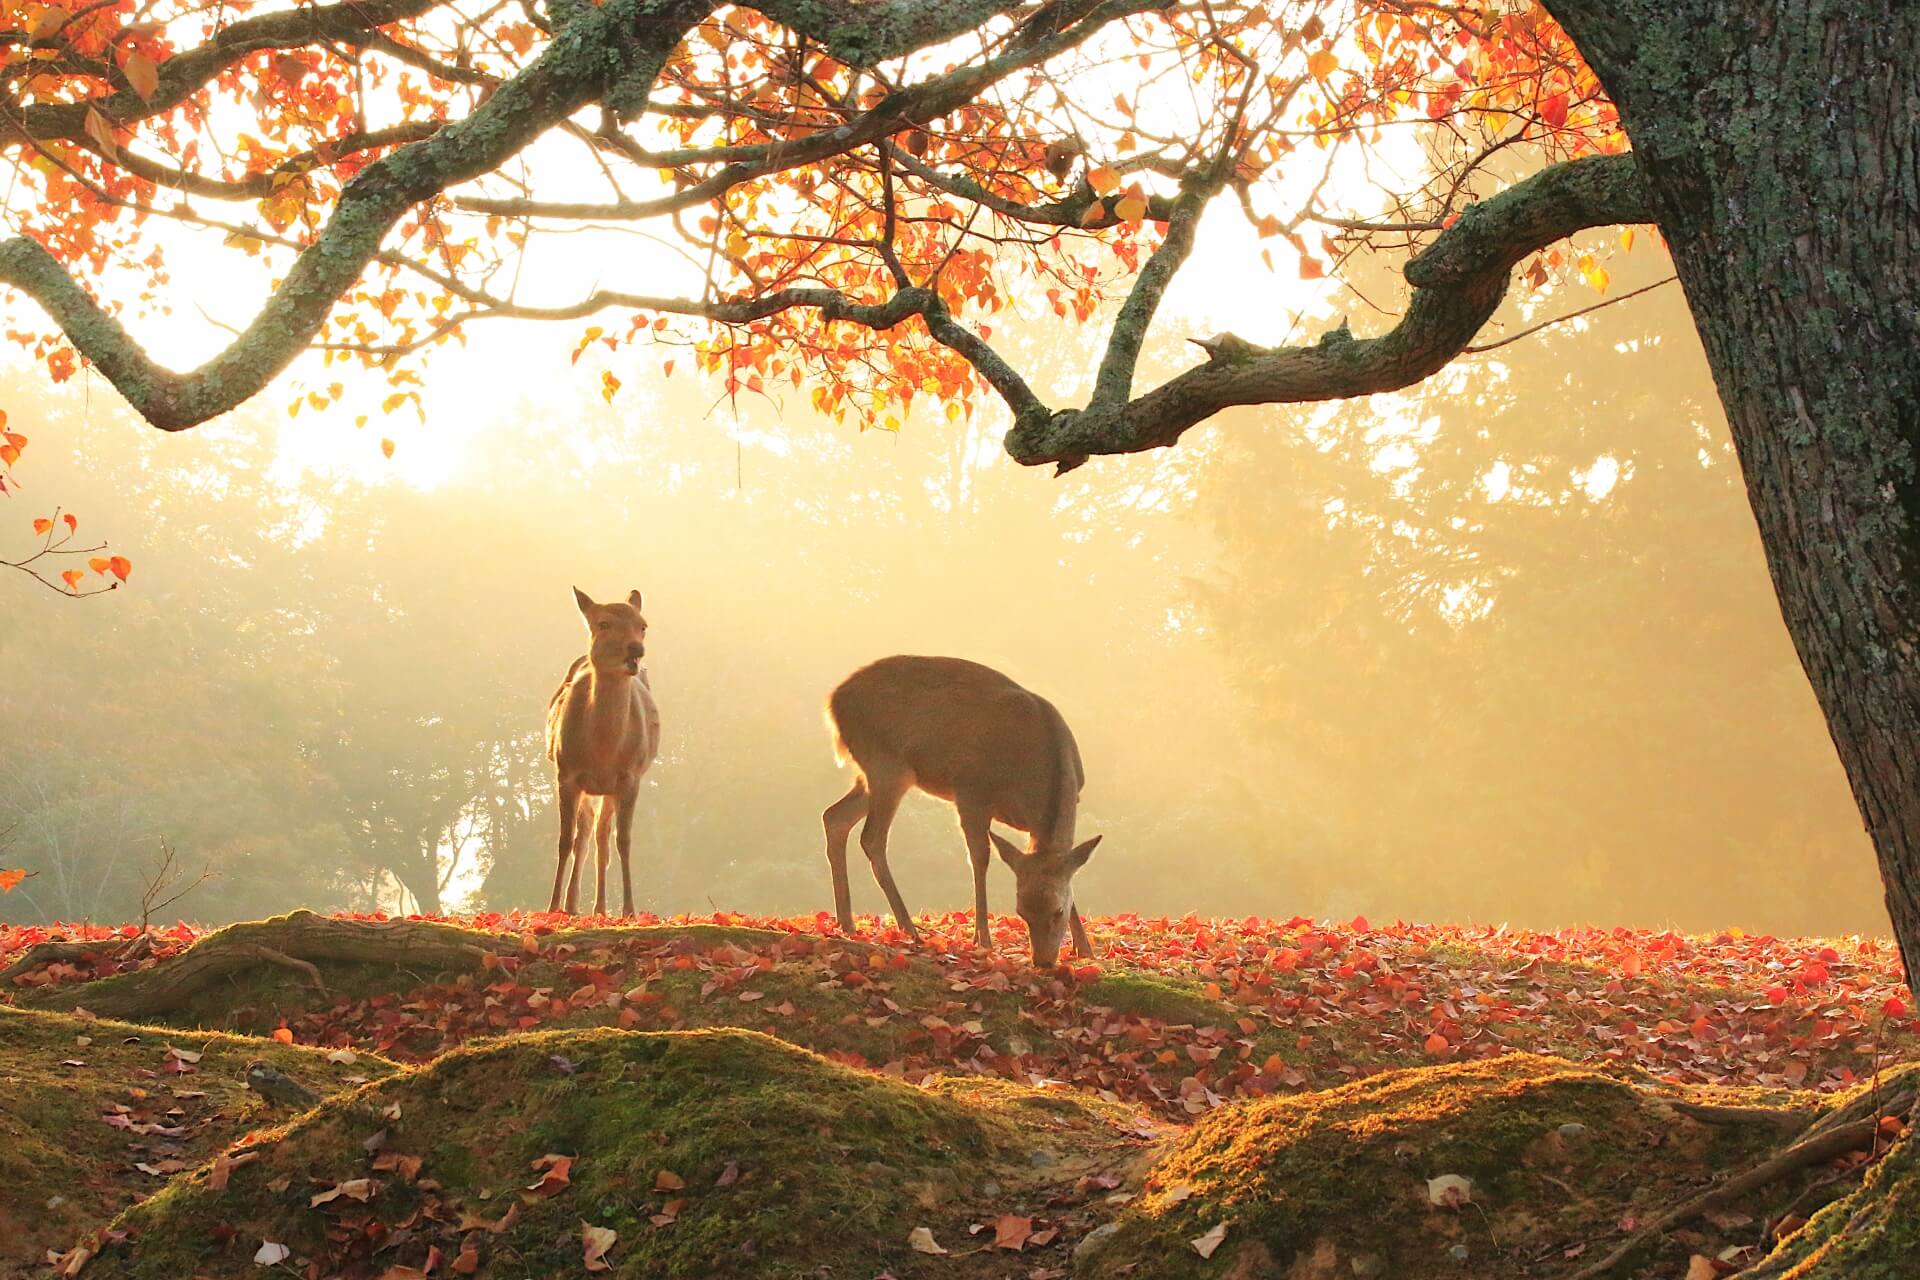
[572,586,595,615]
[989,832,1023,869]
[627,589,644,609]
[1068,835,1102,869]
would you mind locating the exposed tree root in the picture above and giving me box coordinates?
[16,911,508,1019]
[0,930,152,985]
[1570,1076,1919,1280]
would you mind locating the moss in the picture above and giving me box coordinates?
[1083,972,1236,1028]
[1081,1053,1824,1279]
[85,1025,1143,1279]
[0,1006,397,1272]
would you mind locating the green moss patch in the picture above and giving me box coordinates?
[0,1006,397,1274]
[85,1027,1155,1279]
[1080,1053,1828,1279]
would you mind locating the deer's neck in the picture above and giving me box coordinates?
[579,664,636,747]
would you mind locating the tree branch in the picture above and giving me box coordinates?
[998,152,1652,472]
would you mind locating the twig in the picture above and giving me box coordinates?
[1463,275,1676,355]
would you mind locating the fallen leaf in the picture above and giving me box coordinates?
[253,1241,290,1266]
[1426,1174,1473,1208]
[908,1226,948,1255]
[450,1241,480,1275]
[525,1154,573,1197]
[309,1178,374,1207]
[1685,1256,1718,1280]
[457,1202,520,1234]
[715,1160,740,1187]
[993,1214,1034,1250]
[582,1222,617,1271]
[1190,1222,1229,1259]
[654,1169,685,1191]
[209,1151,258,1192]
[372,1152,424,1182]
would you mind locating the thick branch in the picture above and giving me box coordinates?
[0,0,710,430]
[999,152,1652,471]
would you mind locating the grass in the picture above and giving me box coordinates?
[0,1006,397,1273]
[82,1026,1154,1280]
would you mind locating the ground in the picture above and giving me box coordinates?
[0,911,1913,1278]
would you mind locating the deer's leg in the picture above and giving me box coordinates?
[564,793,593,914]
[1069,902,1096,959]
[614,780,640,918]
[591,793,616,915]
[858,768,919,942]
[957,801,994,950]
[549,777,582,913]
[822,778,868,932]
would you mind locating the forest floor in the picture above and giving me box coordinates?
[0,910,1914,1279]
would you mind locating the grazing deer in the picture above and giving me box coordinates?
[546,587,661,916]
[822,655,1100,964]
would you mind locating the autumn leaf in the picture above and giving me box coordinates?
[380,438,396,459]
[907,1226,947,1255]
[61,569,83,591]
[654,1169,685,1191]
[1306,49,1338,80]
[1190,1222,1229,1259]
[372,1151,423,1181]
[1085,166,1121,196]
[208,1150,257,1191]
[450,1241,481,1275]
[581,1222,617,1271]
[32,517,52,536]
[82,107,118,159]
[310,1177,374,1206]
[108,556,131,582]
[526,1153,574,1197]
[456,1202,520,1234]
[1113,193,1148,223]
[28,6,69,42]
[992,1214,1033,1250]
[271,1027,294,1045]
[0,869,27,893]
[253,1242,290,1266]
[123,51,160,100]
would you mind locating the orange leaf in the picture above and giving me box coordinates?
[32,517,52,536]
[83,106,117,158]
[0,869,27,893]
[271,1027,294,1044]
[1306,49,1338,80]
[62,512,75,532]
[1085,166,1121,196]
[380,438,396,459]
[108,556,131,582]
[88,557,110,574]
[60,569,83,591]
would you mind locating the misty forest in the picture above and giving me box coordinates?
[1,1,1917,1277]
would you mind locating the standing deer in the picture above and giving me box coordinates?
[546,587,661,916]
[822,655,1101,964]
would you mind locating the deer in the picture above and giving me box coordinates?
[546,587,661,916]
[822,655,1101,965]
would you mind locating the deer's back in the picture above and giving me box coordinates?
[828,656,1078,828]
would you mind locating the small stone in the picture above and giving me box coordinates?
[1557,1122,1590,1140]
[1074,1223,1121,1262]
[1028,1149,1056,1168]
[1448,1244,1470,1263]
[1350,1253,1386,1277]
[980,1180,1000,1197]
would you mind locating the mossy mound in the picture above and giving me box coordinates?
[86,1026,1153,1279]
[0,1006,397,1277]
[1756,1122,1920,1279]
[1080,1053,1824,1279]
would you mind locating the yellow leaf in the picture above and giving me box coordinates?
[1306,49,1338,80]
[1619,227,1635,252]
[381,438,395,459]
[88,557,109,574]
[1113,193,1148,222]
[1085,166,1121,196]
[123,50,159,100]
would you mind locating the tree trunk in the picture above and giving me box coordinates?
[1544,0,1920,979]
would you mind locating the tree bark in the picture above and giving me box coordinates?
[1543,0,1920,981]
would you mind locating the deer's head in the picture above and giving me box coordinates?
[574,587,648,675]
[991,832,1101,965]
